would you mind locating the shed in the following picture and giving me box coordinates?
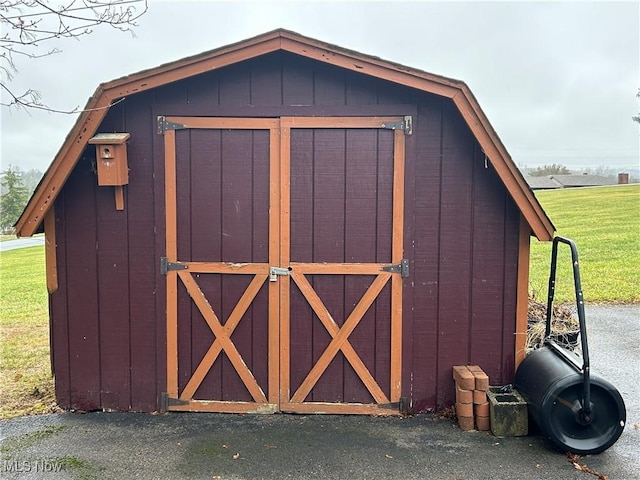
[17,29,554,415]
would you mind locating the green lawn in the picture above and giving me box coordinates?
[0,246,56,418]
[529,184,640,304]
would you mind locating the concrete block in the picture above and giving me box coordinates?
[487,387,528,437]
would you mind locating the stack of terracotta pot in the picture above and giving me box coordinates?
[452,365,490,431]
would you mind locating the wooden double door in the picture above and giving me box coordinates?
[162,116,409,414]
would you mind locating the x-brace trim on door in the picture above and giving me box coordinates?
[177,268,269,402]
[289,270,392,404]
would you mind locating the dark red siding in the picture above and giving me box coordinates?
[173,128,271,401]
[288,127,395,403]
[51,51,521,412]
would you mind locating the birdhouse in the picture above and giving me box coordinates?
[88,133,130,186]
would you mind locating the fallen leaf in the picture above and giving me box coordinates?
[633,423,638,430]
[566,452,608,480]
[232,453,240,460]
[222,444,228,449]
[385,454,393,459]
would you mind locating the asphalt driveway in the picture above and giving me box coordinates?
[1,305,638,480]
[0,237,45,252]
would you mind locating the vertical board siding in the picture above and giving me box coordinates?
[95,176,131,411]
[95,95,131,411]
[283,56,314,105]
[50,200,70,408]
[310,128,346,401]
[171,128,271,402]
[53,50,523,412]
[289,127,396,404]
[411,97,444,411]
[250,55,283,106]
[126,93,159,411]
[63,160,101,410]
[344,129,381,402]
[220,130,259,401]
[188,128,222,401]
[469,145,507,381]
[250,131,272,394]
[435,100,475,406]
[288,129,315,396]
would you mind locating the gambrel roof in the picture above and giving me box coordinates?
[16,28,554,240]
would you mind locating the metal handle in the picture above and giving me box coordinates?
[545,236,591,420]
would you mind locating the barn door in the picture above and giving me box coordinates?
[162,116,409,415]
[161,117,280,413]
[280,117,408,415]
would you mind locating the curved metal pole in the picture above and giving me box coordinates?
[545,236,591,420]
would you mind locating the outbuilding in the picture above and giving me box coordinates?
[17,29,554,415]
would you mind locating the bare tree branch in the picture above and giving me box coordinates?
[0,0,147,113]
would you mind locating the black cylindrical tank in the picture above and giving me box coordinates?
[514,346,626,455]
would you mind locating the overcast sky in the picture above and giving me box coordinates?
[1,0,638,175]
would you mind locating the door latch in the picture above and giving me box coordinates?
[269,266,291,282]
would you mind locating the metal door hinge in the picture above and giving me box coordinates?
[381,259,410,278]
[157,116,187,134]
[160,257,188,275]
[161,392,189,410]
[269,266,291,282]
[382,116,412,135]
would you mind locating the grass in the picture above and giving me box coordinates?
[0,246,56,418]
[0,425,65,454]
[529,184,640,304]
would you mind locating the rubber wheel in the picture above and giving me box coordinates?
[542,382,626,455]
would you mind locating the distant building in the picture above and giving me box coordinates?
[525,173,620,190]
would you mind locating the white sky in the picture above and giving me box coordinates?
[1,0,639,174]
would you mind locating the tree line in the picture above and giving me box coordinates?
[0,165,42,233]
